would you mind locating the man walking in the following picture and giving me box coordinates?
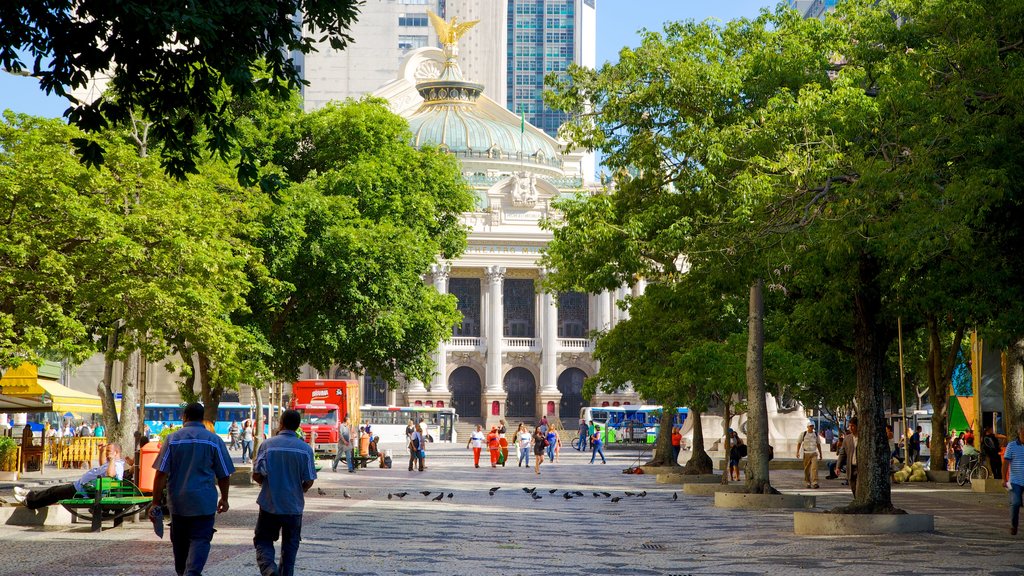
[796,423,822,489]
[332,415,354,473]
[253,409,317,576]
[577,419,588,451]
[1001,423,1024,535]
[152,403,234,576]
[844,418,859,496]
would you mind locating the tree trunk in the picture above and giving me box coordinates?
[744,279,777,495]
[113,352,139,453]
[1007,338,1024,435]
[643,406,680,467]
[99,327,121,436]
[253,385,265,455]
[137,349,148,440]
[198,352,223,423]
[925,317,964,471]
[838,254,901,514]
[177,346,199,404]
[681,407,713,474]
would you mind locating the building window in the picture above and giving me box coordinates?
[557,292,589,338]
[503,279,536,338]
[399,14,429,27]
[450,278,481,337]
[398,35,428,52]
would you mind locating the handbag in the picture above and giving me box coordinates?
[417,449,426,459]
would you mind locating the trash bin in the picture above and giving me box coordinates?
[138,441,161,493]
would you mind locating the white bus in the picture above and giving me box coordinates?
[359,405,458,444]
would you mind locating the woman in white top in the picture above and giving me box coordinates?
[467,425,486,468]
[516,423,533,468]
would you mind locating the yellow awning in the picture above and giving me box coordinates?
[1,364,104,414]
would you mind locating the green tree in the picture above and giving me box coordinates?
[246,99,475,386]
[1,0,362,180]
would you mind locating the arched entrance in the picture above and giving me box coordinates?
[363,374,387,406]
[558,368,587,421]
[448,367,481,418]
[504,367,536,419]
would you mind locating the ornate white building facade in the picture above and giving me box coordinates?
[367,33,640,425]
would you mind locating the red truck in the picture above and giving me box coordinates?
[291,379,357,457]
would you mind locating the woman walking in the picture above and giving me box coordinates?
[516,424,532,467]
[590,425,606,464]
[240,419,254,463]
[467,424,485,468]
[533,426,547,474]
[409,423,426,471]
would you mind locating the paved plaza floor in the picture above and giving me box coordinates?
[0,443,1021,576]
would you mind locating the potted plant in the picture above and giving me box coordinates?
[0,436,19,481]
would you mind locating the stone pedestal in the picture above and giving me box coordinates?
[538,391,561,420]
[654,472,721,484]
[683,483,749,496]
[793,511,934,535]
[714,492,816,510]
[0,504,72,526]
[925,470,955,483]
[483,393,507,429]
[406,390,451,409]
[971,478,1007,493]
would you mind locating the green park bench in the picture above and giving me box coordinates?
[58,477,152,532]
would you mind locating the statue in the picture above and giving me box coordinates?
[509,172,538,207]
[427,11,480,55]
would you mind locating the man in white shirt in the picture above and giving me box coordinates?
[14,443,125,509]
[796,423,823,489]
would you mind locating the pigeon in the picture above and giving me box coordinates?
[316,487,326,496]
[638,491,647,498]
[489,487,500,496]
[548,488,558,494]
[610,497,622,503]
[522,487,533,493]
[395,492,408,499]
[563,493,573,500]
[574,491,584,497]
[432,493,443,501]
[420,491,431,497]
[388,493,393,500]
[343,490,352,499]
[624,491,635,496]
[600,492,611,497]
[672,492,678,501]
[528,487,536,493]
[593,492,601,498]
[447,493,453,499]
[531,493,542,500]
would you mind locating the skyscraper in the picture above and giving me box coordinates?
[789,0,837,19]
[297,0,596,142]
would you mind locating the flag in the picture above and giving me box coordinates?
[520,108,525,134]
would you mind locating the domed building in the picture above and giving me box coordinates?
[369,18,641,427]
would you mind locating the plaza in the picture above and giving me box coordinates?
[0,444,1019,576]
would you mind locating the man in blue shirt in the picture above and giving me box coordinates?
[1002,423,1024,536]
[152,403,234,576]
[253,409,317,576]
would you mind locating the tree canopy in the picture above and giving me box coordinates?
[0,0,362,181]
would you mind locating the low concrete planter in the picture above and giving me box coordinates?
[793,511,934,535]
[683,483,748,496]
[925,470,955,483]
[971,478,1006,493]
[229,468,253,486]
[638,466,681,476]
[656,473,721,485]
[716,458,827,471]
[0,504,72,527]
[714,492,815,509]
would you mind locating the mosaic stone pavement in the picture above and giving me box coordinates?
[0,444,1021,576]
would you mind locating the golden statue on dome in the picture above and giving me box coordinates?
[427,10,479,54]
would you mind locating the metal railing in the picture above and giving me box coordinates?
[46,436,106,469]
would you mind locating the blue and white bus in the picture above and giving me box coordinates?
[143,402,271,437]
[579,405,688,444]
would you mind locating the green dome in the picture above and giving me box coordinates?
[405,60,559,167]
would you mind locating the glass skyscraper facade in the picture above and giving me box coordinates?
[789,0,837,19]
[507,0,577,138]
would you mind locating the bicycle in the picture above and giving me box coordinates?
[956,454,990,486]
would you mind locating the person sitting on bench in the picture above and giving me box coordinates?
[13,443,125,509]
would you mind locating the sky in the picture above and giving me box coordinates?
[0,0,778,119]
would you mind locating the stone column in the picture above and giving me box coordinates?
[430,263,451,397]
[618,284,631,322]
[483,266,506,426]
[539,282,561,418]
[484,266,505,393]
[596,290,612,331]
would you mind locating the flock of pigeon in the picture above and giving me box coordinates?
[316,486,681,503]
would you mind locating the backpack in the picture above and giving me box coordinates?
[411,435,421,451]
[982,435,998,456]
